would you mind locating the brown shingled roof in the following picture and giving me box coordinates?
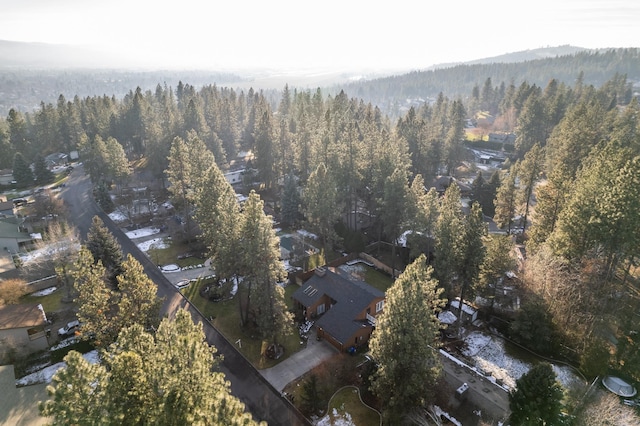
[0,304,47,329]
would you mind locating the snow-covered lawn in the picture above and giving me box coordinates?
[316,408,355,426]
[462,331,585,391]
[125,226,161,239]
[108,209,128,223]
[137,237,168,252]
[16,350,99,387]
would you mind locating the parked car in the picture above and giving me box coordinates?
[58,320,80,337]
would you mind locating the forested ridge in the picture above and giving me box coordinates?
[340,47,640,117]
[3,48,640,422]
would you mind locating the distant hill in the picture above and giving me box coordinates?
[436,45,589,68]
[336,47,640,117]
[1,42,639,118]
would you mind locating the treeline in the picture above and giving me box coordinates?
[2,67,640,383]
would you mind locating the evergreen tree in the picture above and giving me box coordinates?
[300,374,322,416]
[238,191,292,342]
[280,173,300,227]
[509,363,565,426]
[72,247,113,346]
[479,235,516,306]
[33,154,54,185]
[517,143,544,232]
[493,164,519,234]
[405,175,438,260]
[73,249,162,348]
[194,162,241,283]
[434,183,463,297]
[302,163,342,252]
[455,202,486,331]
[86,215,124,285]
[115,254,162,335]
[369,255,445,422]
[40,310,263,425]
[380,167,409,278]
[12,152,33,188]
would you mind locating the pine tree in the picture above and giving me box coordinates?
[509,363,565,425]
[40,310,263,425]
[455,202,486,331]
[72,247,114,346]
[12,152,33,188]
[302,163,342,252]
[517,143,544,232]
[380,167,409,278]
[280,173,300,227]
[369,255,445,422]
[238,191,292,342]
[86,215,124,286]
[493,164,519,234]
[115,254,162,334]
[194,162,241,283]
[434,184,463,296]
[33,154,54,185]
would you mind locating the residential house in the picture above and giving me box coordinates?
[0,304,49,360]
[0,169,14,186]
[488,132,516,146]
[430,176,473,197]
[44,152,68,169]
[0,216,34,253]
[292,266,385,352]
[0,200,15,217]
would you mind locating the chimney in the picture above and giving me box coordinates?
[314,266,326,277]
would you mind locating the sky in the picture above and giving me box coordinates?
[1,0,639,71]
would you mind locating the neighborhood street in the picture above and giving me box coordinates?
[60,165,309,426]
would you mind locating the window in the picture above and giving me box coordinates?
[375,300,384,313]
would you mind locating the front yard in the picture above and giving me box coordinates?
[179,279,304,369]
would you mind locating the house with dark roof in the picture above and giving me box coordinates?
[292,266,385,352]
[0,304,49,360]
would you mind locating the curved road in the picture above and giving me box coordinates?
[61,164,309,426]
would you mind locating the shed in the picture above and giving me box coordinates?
[449,299,478,324]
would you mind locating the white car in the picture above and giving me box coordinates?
[175,279,191,289]
[58,320,80,337]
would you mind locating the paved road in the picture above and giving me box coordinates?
[60,165,309,426]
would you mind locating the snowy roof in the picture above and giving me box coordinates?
[438,310,458,324]
[450,299,476,315]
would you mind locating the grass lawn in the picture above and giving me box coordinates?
[320,386,380,426]
[364,267,394,293]
[21,287,64,313]
[148,240,204,267]
[180,280,304,369]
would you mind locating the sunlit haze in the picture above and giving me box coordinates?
[1,0,639,71]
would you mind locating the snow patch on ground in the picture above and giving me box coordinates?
[16,350,99,386]
[49,336,79,351]
[296,229,318,240]
[108,209,128,223]
[316,408,355,426]
[136,237,168,252]
[463,331,585,391]
[30,286,58,297]
[125,227,160,239]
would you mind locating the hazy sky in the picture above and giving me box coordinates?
[1,0,639,71]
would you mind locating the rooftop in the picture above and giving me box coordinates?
[0,304,47,330]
